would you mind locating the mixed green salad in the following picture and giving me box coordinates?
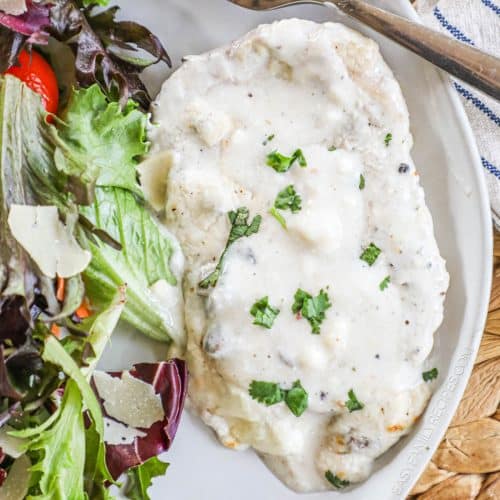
[0,1,187,498]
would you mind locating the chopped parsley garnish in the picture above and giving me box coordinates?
[292,288,332,334]
[199,207,262,288]
[266,149,307,173]
[250,296,280,329]
[249,380,309,417]
[325,471,350,489]
[360,243,381,266]
[263,134,275,146]
[379,275,391,291]
[285,380,308,417]
[328,145,337,152]
[345,389,364,412]
[384,133,393,147]
[422,368,439,382]
[359,174,365,190]
[249,381,284,406]
[269,185,302,229]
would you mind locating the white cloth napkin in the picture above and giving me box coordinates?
[415,0,500,226]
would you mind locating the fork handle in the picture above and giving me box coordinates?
[327,0,500,100]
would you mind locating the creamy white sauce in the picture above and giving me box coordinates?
[148,19,449,492]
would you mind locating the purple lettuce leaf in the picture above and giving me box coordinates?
[93,359,187,479]
[0,0,51,40]
[0,448,6,486]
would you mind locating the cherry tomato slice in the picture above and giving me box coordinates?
[6,50,59,115]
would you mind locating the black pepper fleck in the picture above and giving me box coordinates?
[398,163,410,173]
[375,354,380,359]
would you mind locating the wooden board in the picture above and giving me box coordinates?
[410,231,500,498]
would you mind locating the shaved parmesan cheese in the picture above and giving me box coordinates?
[103,417,147,445]
[7,205,91,278]
[138,151,173,212]
[93,371,164,429]
[0,0,27,15]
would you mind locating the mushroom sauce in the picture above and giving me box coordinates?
[146,19,449,492]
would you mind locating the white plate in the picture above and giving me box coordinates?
[99,0,493,498]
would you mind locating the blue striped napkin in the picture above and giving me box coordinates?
[416,0,500,226]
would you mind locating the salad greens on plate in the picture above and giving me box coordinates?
[0,1,187,498]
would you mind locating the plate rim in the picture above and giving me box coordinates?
[389,2,493,497]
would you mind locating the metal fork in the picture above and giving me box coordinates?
[227,0,500,100]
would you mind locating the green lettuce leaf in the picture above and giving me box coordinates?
[2,75,145,206]
[57,85,148,196]
[57,84,181,344]
[125,457,169,500]
[0,76,35,302]
[6,75,97,207]
[21,379,87,500]
[1,77,181,344]
[42,336,115,498]
[80,187,180,344]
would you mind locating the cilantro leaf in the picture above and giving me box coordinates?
[269,207,287,229]
[422,368,438,382]
[249,381,285,406]
[200,207,262,288]
[328,145,337,152]
[274,185,302,213]
[284,380,308,417]
[266,149,307,173]
[325,471,350,489]
[125,457,169,500]
[294,149,307,167]
[292,288,332,334]
[379,275,391,291]
[228,207,261,242]
[359,174,365,190]
[270,185,302,229]
[360,243,381,266]
[249,380,309,417]
[345,389,364,412]
[384,133,393,147]
[250,296,280,329]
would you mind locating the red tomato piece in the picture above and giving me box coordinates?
[6,50,59,115]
